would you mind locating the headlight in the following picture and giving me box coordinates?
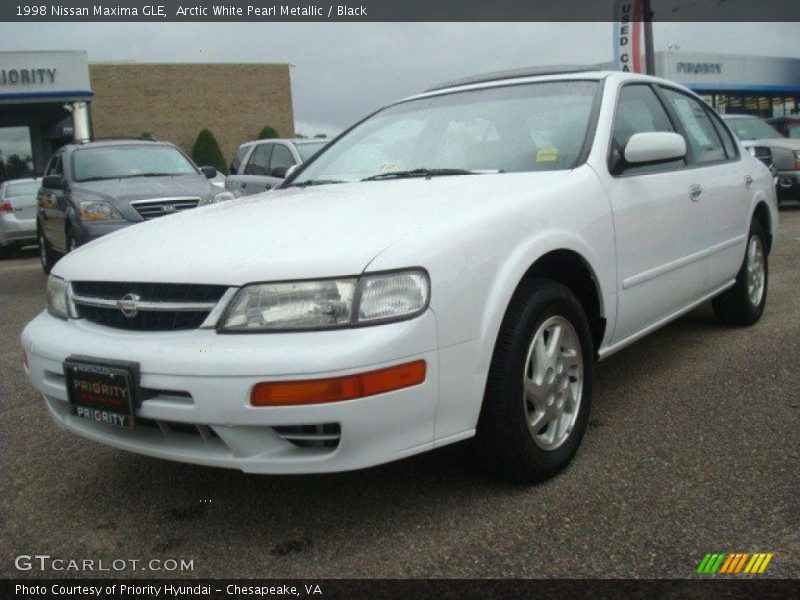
[220,269,430,332]
[747,146,757,157]
[46,275,70,319]
[77,199,124,221]
[202,191,235,205]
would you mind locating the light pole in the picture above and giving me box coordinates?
[643,0,656,75]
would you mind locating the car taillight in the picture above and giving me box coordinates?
[0,202,13,214]
[251,360,426,406]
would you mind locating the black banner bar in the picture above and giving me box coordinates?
[4,579,800,600]
[2,0,800,22]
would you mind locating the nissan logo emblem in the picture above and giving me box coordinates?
[117,293,141,318]
[161,204,176,213]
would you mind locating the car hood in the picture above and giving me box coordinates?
[53,172,566,285]
[71,174,217,206]
[750,137,800,151]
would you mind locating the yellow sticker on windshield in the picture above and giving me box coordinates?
[536,148,558,162]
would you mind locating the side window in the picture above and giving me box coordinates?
[230,145,250,175]
[708,111,738,159]
[660,88,726,164]
[269,144,295,174]
[45,155,63,177]
[612,84,682,174]
[245,144,273,176]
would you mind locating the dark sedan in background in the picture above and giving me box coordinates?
[36,139,233,273]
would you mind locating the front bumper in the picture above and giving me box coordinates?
[21,310,439,474]
[0,214,36,246]
[73,220,132,245]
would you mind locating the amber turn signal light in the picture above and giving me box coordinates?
[251,360,426,406]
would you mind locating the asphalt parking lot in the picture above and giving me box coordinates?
[1,209,798,580]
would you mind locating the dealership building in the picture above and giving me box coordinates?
[653,51,800,118]
[0,50,294,182]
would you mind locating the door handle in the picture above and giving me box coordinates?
[745,175,754,189]
[689,185,703,202]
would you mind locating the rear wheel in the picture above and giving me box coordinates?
[712,220,768,326]
[38,228,56,275]
[477,278,593,483]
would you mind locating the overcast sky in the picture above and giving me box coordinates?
[1,22,798,135]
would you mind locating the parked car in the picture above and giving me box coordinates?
[723,115,800,202]
[0,177,40,257]
[226,138,328,196]
[36,139,234,274]
[22,69,777,482]
[767,116,800,140]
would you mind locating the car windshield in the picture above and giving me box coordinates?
[296,141,328,162]
[292,80,598,185]
[725,117,784,141]
[72,145,198,182]
[5,181,38,197]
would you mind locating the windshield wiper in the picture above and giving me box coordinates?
[285,179,344,188]
[362,168,479,181]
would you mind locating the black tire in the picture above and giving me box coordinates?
[712,220,768,326]
[0,244,11,259]
[38,227,57,275]
[476,278,594,483]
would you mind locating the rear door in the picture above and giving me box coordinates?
[603,83,710,344]
[659,86,751,293]
[227,142,274,196]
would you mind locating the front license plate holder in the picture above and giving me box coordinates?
[64,356,141,429]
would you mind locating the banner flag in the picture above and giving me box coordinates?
[613,0,644,72]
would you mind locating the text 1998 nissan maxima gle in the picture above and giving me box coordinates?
[21,69,777,481]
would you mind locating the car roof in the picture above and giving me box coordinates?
[240,138,328,148]
[62,139,174,152]
[427,65,601,91]
[404,68,680,103]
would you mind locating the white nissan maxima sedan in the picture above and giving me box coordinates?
[21,68,777,482]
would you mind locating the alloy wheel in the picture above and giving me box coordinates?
[746,234,765,307]
[523,315,584,451]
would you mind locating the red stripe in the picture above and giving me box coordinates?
[632,0,643,73]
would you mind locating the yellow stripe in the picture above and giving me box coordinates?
[720,554,736,573]
[734,553,749,573]
[750,554,765,573]
[744,554,760,573]
[757,553,773,573]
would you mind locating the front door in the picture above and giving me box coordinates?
[603,83,709,344]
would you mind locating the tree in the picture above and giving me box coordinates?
[257,125,279,140]
[191,129,227,174]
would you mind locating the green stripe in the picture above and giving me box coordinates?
[697,554,712,573]
[710,553,727,573]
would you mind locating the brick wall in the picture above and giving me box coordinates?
[88,63,294,170]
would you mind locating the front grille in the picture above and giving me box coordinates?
[71,281,229,331]
[131,197,200,220]
[273,424,341,449]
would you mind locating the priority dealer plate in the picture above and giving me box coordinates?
[64,357,139,429]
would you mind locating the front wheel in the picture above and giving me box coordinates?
[477,278,593,483]
[712,220,768,326]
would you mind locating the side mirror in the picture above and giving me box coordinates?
[42,175,65,190]
[200,166,218,179]
[624,132,686,165]
[270,166,290,178]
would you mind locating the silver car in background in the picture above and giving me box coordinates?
[0,177,39,257]
[226,138,328,196]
